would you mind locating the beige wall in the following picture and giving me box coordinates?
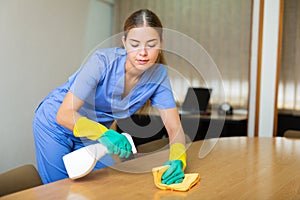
[0,0,113,173]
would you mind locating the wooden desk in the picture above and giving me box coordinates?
[2,137,300,199]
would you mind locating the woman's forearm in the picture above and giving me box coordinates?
[56,109,82,131]
[159,107,186,145]
[56,90,84,131]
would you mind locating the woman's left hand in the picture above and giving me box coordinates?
[161,160,185,185]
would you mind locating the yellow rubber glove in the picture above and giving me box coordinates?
[169,143,187,170]
[161,143,187,185]
[73,117,108,140]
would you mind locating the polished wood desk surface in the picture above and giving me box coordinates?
[2,137,300,200]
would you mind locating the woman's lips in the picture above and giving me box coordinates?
[137,59,149,65]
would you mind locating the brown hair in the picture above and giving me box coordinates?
[123,9,167,65]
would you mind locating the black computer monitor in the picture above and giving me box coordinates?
[181,87,212,114]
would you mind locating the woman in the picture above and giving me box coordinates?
[33,9,186,185]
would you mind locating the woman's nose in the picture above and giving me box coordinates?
[139,47,148,56]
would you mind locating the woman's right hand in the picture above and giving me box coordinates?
[98,130,132,159]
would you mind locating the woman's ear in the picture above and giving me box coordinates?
[122,36,126,49]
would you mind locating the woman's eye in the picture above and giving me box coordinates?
[148,43,157,48]
[130,44,139,48]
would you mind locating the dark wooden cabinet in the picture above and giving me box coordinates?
[117,113,248,146]
[277,112,300,136]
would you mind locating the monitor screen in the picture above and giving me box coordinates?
[181,87,212,114]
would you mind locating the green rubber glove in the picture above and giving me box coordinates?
[98,129,132,159]
[161,160,185,185]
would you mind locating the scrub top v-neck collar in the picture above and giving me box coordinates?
[114,56,147,102]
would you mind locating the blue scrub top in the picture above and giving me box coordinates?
[35,47,176,136]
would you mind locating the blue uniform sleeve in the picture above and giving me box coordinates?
[150,68,177,109]
[69,51,106,101]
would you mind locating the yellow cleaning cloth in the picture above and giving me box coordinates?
[152,165,200,192]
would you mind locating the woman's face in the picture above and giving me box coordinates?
[123,26,162,73]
